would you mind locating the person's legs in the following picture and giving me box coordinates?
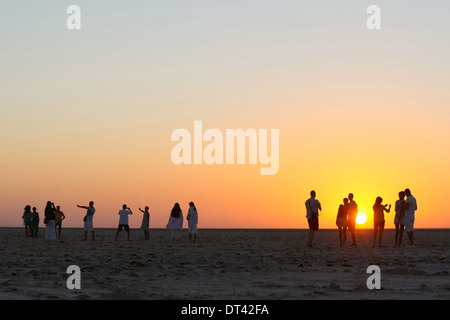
[373,225,378,247]
[378,226,384,247]
[394,223,399,247]
[338,227,343,246]
[56,222,61,240]
[307,230,315,246]
[342,226,347,245]
[405,217,414,246]
[349,224,356,246]
[407,231,414,246]
[398,225,405,246]
[307,217,317,246]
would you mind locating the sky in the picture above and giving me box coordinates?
[1,1,449,228]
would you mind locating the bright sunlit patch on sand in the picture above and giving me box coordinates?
[356,212,367,224]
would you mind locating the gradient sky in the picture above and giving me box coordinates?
[1,1,449,228]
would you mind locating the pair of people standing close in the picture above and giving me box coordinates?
[394,189,417,247]
[335,193,358,247]
[22,205,40,238]
[166,202,198,242]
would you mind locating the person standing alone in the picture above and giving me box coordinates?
[305,190,322,247]
[77,201,95,241]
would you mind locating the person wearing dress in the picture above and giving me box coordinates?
[166,203,183,241]
[139,206,150,240]
[187,202,198,243]
[44,201,57,241]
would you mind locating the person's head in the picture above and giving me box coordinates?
[171,203,181,217]
[46,201,52,208]
[145,206,149,212]
[189,202,196,210]
[398,191,405,200]
[32,207,37,212]
[375,196,383,205]
[310,190,316,198]
[348,193,354,201]
[89,201,94,207]
[56,206,60,211]
[24,205,31,212]
[404,188,411,196]
[343,198,349,205]
[122,204,127,210]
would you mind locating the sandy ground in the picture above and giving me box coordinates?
[0,227,449,300]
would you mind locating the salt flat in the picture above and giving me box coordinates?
[0,228,449,300]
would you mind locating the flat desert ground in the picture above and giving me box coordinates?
[0,228,449,299]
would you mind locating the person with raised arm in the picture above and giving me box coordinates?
[77,201,95,241]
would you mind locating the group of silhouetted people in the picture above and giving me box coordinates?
[305,188,418,248]
[21,200,199,243]
[22,202,66,240]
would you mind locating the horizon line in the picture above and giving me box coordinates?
[1,226,449,230]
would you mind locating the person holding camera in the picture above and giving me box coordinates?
[116,204,133,241]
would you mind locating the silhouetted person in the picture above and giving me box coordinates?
[305,190,322,247]
[404,188,417,247]
[22,205,33,238]
[139,206,150,240]
[166,203,183,241]
[372,197,391,248]
[30,207,39,238]
[394,191,406,247]
[347,193,358,246]
[77,201,95,241]
[54,205,66,240]
[187,202,198,243]
[116,204,133,241]
[336,198,349,246]
[44,201,57,241]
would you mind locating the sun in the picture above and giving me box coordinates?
[356,212,367,224]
